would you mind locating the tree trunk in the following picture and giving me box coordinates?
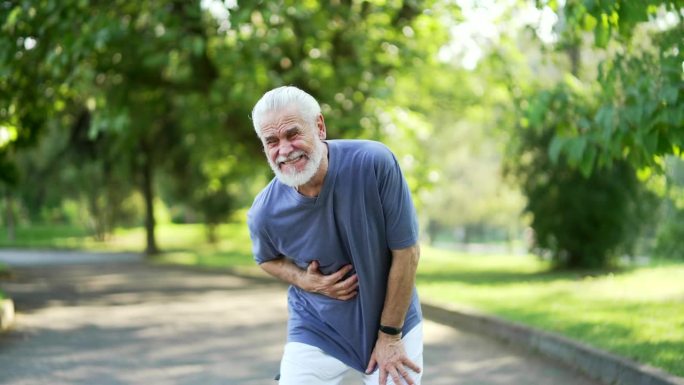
[141,151,159,256]
[5,190,15,242]
[206,223,218,244]
[103,160,114,240]
[425,219,438,246]
[559,4,581,77]
[463,225,472,244]
[88,191,104,241]
[567,44,580,77]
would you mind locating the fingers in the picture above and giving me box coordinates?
[306,262,358,300]
[379,369,388,385]
[392,368,414,385]
[365,354,377,374]
[306,260,320,274]
[403,357,421,374]
[388,367,406,385]
[308,262,352,281]
[370,343,420,384]
[334,273,358,290]
[332,281,358,300]
[329,264,354,281]
[380,364,418,385]
[337,290,358,301]
[332,274,358,300]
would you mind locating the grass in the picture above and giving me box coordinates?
[0,224,93,249]
[0,221,255,264]
[417,246,684,377]
[1,222,683,376]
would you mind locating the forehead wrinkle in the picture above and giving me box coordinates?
[261,112,306,138]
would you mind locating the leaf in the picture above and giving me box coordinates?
[567,136,587,166]
[579,144,597,177]
[662,84,678,105]
[595,105,613,129]
[193,38,204,56]
[594,22,610,48]
[549,135,567,164]
[643,129,659,155]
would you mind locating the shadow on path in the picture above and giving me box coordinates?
[0,252,601,385]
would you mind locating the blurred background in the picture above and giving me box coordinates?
[0,0,682,377]
[3,0,683,264]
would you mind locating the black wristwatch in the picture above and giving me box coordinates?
[379,324,402,335]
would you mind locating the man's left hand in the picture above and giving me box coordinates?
[365,332,421,385]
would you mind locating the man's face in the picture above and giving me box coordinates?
[259,105,325,187]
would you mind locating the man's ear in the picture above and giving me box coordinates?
[317,114,327,140]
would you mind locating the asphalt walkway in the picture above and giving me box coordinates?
[0,250,601,385]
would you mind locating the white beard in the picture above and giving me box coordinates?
[268,139,325,188]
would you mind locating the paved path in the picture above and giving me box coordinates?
[0,250,601,385]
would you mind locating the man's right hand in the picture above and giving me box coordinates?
[301,261,358,300]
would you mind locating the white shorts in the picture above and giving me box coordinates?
[278,323,423,385]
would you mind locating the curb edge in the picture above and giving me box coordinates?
[422,300,684,385]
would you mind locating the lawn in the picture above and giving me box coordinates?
[0,224,93,249]
[0,221,255,270]
[417,246,684,377]
[1,222,682,376]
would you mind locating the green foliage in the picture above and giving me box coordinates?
[223,0,447,138]
[1,0,227,252]
[509,83,657,268]
[536,0,684,173]
[1,0,448,249]
[654,207,684,259]
[653,156,684,259]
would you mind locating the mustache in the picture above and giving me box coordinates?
[276,150,306,164]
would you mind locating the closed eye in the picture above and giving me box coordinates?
[264,137,278,146]
[285,127,301,139]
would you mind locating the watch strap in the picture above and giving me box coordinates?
[379,325,402,335]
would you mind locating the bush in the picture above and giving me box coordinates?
[525,154,655,268]
[507,84,657,269]
[654,206,684,260]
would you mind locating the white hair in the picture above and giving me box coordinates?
[251,86,321,137]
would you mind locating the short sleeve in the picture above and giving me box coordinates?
[375,146,419,249]
[247,207,280,264]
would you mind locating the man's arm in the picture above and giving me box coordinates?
[366,244,421,385]
[259,257,358,300]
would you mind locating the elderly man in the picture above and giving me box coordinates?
[247,86,423,385]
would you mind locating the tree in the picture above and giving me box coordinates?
[170,0,450,242]
[535,0,683,174]
[482,1,679,268]
[508,80,657,268]
[1,0,222,254]
[1,0,450,252]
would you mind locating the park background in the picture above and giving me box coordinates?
[0,0,682,378]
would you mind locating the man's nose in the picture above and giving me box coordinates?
[278,139,294,155]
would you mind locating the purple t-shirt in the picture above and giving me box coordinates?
[247,139,422,372]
